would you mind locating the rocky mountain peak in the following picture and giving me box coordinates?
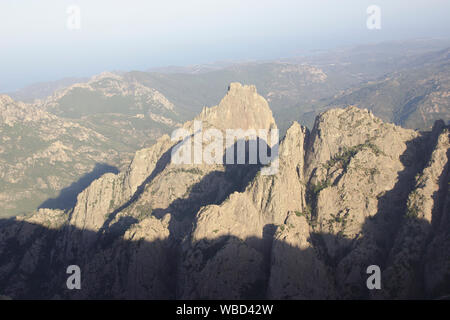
[0,83,449,300]
[89,71,122,83]
[305,105,418,177]
[0,94,14,106]
[196,82,276,130]
[0,95,52,125]
[227,82,257,94]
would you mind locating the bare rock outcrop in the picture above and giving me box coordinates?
[0,84,449,300]
[379,124,449,298]
[268,212,336,299]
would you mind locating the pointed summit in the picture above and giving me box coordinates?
[197,82,276,130]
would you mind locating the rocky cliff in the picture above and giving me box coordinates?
[0,83,448,299]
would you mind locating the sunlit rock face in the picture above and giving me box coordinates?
[0,84,449,300]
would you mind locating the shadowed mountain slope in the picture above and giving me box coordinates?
[0,83,449,299]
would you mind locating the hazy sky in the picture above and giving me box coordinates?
[1,0,449,92]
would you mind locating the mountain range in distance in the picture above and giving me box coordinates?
[1,39,449,219]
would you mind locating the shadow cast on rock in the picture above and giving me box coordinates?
[39,163,119,211]
[0,211,446,300]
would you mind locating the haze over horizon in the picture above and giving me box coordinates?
[1,0,450,302]
[1,0,450,93]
